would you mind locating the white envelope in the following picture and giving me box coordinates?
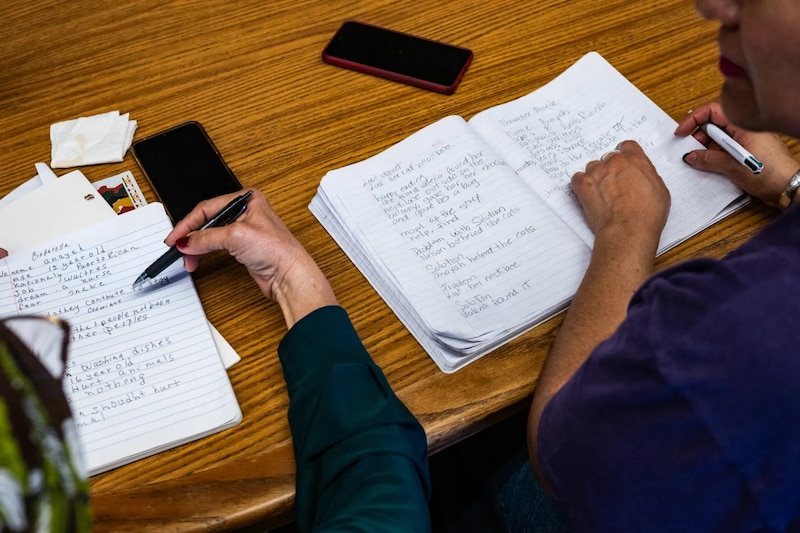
[0,170,117,252]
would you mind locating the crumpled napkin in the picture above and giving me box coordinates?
[50,110,137,168]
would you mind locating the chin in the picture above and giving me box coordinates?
[721,80,800,137]
[720,92,760,129]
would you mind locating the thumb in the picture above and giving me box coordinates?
[682,148,744,177]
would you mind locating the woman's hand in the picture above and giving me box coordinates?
[164,188,337,328]
[675,102,800,208]
[530,141,670,481]
[571,140,671,250]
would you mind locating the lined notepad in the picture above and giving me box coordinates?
[0,203,241,475]
[310,52,749,373]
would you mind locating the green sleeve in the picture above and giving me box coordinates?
[278,305,431,532]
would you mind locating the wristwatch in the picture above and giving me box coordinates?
[779,169,800,210]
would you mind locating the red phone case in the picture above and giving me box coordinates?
[322,20,473,95]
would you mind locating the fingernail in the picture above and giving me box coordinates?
[682,152,696,165]
[176,237,190,249]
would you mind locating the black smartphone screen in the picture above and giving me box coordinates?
[323,21,472,91]
[131,122,242,222]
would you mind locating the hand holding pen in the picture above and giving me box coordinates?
[133,190,254,289]
[154,188,338,326]
[675,102,800,208]
[700,123,763,174]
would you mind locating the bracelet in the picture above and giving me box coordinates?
[779,169,800,210]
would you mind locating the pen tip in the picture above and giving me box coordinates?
[132,274,146,290]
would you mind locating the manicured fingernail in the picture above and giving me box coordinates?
[176,237,190,249]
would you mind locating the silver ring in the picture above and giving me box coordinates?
[601,150,621,161]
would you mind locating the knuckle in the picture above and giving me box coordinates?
[227,223,249,242]
[693,149,713,167]
[570,173,585,191]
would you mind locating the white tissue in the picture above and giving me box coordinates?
[50,110,137,168]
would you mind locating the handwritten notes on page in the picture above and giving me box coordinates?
[469,52,746,253]
[311,117,592,373]
[0,203,241,475]
[310,51,747,374]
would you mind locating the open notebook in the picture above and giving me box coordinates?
[0,202,241,475]
[310,52,748,373]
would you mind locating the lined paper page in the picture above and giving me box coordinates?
[469,52,745,252]
[0,203,240,475]
[311,116,591,371]
[311,52,747,374]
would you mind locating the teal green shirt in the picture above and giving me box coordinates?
[278,306,431,532]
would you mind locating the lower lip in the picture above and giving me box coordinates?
[719,56,749,79]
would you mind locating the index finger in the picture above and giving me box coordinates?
[165,189,247,245]
[674,102,730,137]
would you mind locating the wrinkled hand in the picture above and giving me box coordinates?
[571,140,671,247]
[164,189,337,328]
[675,102,800,208]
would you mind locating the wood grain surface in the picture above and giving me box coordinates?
[0,0,794,530]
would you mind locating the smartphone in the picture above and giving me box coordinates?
[322,20,473,95]
[131,121,242,222]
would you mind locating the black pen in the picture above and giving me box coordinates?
[132,190,254,289]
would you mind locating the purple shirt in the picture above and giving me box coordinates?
[539,206,800,531]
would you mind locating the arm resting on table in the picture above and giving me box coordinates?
[278,305,431,532]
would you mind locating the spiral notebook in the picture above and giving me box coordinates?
[0,202,241,475]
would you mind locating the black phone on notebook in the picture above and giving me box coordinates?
[131,121,242,222]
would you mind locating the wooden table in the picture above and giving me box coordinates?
[1,0,792,530]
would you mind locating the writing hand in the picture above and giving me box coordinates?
[164,189,338,328]
[675,102,799,208]
[0,248,6,259]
